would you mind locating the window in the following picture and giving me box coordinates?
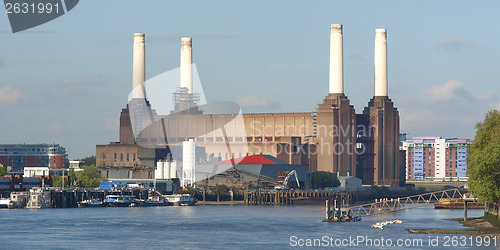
[133,153,136,161]
[127,153,129,161]
[120,153,123,161]
[114,153,117,161]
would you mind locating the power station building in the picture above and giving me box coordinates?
[97,24,406,186]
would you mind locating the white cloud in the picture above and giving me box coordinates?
[103,117,119,130]
[235,95,280,109]
[0,85,24,105]
[424,79,472,103]
[437,36,470,51]
[398,79,499,139]
[46,122,64,135]
[49,79,88,97]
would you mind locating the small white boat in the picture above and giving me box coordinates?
[370,223,384,229]
[370,220,402,229]
[143,195,170,206]
[104,194,136,207]
[0,199,13,209]
[78,199,104,208]
[163,194,197,206]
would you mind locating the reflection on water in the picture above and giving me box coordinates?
[0,205,494,249]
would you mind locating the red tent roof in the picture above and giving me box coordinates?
[211,155,286,165]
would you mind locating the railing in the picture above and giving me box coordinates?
[347,188,463,217]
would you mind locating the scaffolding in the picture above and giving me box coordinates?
[172,87,201,114]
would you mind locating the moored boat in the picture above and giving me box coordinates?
[78,199,104,208]
[10,191,28,208]
[0,199,13,209]
[164,194,197,206]
[104,194,137,207]
[140,190,170,206]
[143,195,170,206]
[434,198,484,209]
[26,188,52,209]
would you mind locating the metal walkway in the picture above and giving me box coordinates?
[348,188,463,217]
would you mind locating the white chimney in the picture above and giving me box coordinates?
[132,33,146,99]
[374,29,388,97]
[329,24,343,94]
[180,37,193,93]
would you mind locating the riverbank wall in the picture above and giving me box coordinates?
[485,201,499,227]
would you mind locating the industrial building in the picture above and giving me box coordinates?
[97,24,405,187]
[401,137,471,181]
[203,155,308,189]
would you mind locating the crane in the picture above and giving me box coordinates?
[275,170,300,190]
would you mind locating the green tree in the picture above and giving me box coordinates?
[52,175,69,188]
[0,166,6,176]
[73,165,106,188]
[180,186,195,195]
[79,155,96,167]
[467,110,500,202]
[68,169,76,186]
[370,185,381,195]
[312,171,340,189]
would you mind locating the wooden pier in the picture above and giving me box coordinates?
[244,190,352,205]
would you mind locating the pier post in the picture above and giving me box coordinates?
[464,201,468,222]
[326,200,330,220]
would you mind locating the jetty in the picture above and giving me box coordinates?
[244,189,352,205]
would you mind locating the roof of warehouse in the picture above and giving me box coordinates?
[211,155,286,165]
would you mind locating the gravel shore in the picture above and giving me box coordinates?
[407,217,500,237]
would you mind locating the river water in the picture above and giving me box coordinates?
[0,205,497,249]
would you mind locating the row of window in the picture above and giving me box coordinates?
[111,153,136,162]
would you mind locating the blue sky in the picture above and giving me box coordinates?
[0,1,499,159]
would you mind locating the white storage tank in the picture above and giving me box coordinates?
[170,161,177,179]
[164,161,171,179]
[182,139,196,186]
[155,160,164,179]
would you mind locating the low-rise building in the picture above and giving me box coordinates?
[23,167,50,177]
[401,137,471,181]
[0,144,67,173]
[337,175,362,191]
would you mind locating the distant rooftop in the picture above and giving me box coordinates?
[405,137,472,144]
[212,155,286,165]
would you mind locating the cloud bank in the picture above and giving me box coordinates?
[437,37,471,51]
[0,86,24,105]
[398,79,499,139]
